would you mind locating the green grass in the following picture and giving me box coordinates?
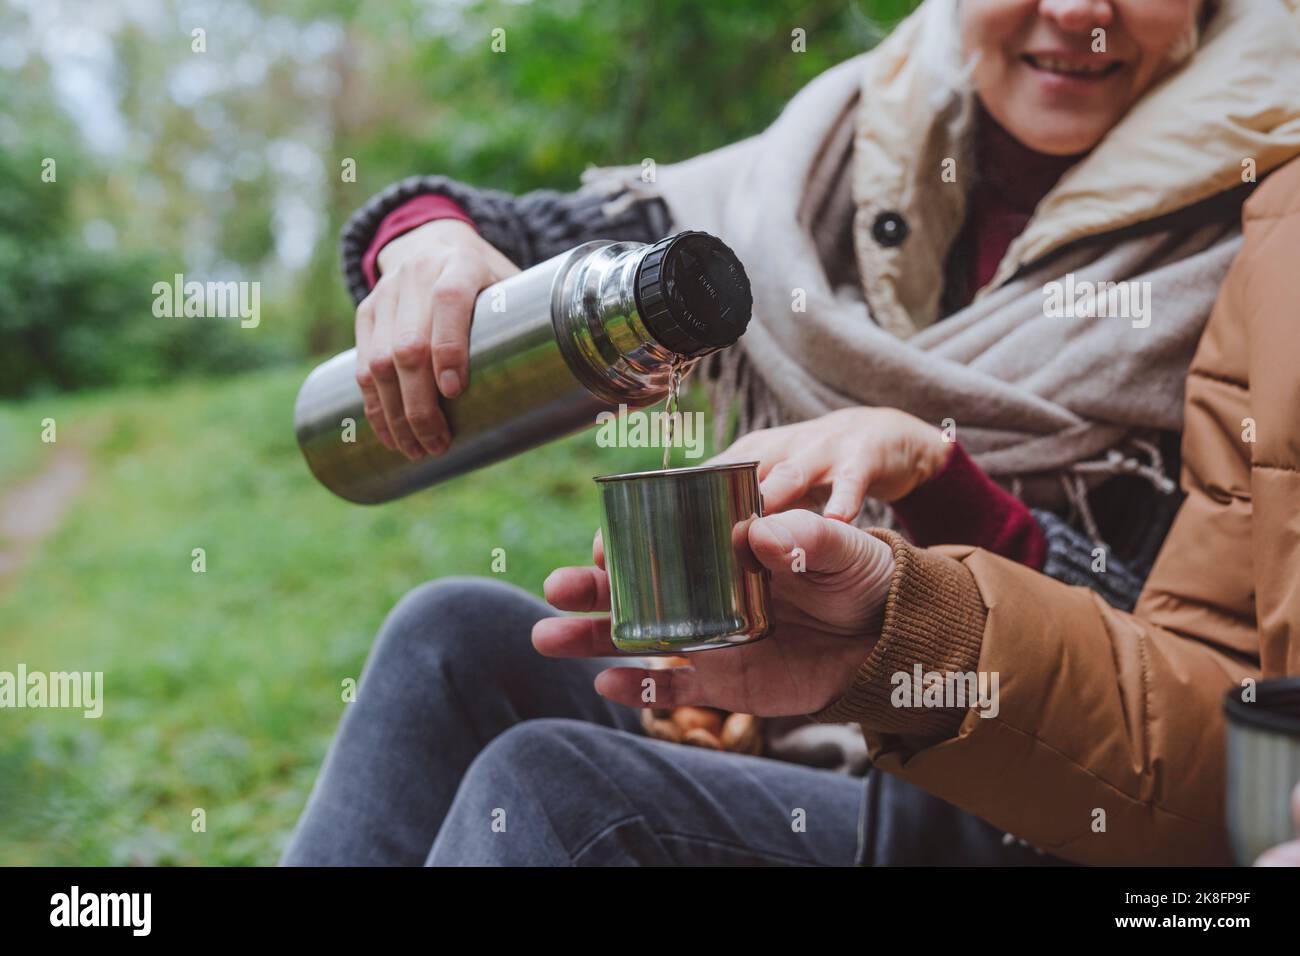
[0,405,55,488]
[0,365,705,865]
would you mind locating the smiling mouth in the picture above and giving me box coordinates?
[1021,54,1124,79]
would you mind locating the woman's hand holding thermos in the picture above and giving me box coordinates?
[356,219,520,460]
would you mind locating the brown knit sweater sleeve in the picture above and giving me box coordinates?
[812,529,987,741]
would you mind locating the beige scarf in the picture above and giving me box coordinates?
[584,0,1300,512]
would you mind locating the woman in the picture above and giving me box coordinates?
[283,0,1300,865]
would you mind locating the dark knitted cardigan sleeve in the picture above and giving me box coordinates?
[1031,509,1152,612]
[338,174,672,305]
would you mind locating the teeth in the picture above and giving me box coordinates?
[1028,55,1114,75]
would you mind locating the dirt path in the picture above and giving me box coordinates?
[0,447,89,587]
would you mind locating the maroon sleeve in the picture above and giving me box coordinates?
[890,442,1047,569]
[360,194,477,290]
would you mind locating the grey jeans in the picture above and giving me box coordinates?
[281,577,863,865]
[281,576,1064,866]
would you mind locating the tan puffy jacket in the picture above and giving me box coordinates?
[818,158,1300,866]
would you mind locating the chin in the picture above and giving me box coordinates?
[1003,117,1108,156]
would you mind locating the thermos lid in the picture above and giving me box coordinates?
[634,231,753,358]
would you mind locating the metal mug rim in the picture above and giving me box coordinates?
[593,460,760,483]
[1223,676,1300,737]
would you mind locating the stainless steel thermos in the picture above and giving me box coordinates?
[294,232,753,503]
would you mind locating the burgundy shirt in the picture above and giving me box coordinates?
[958,103,1086,300]
[362,108,1081,568]
[361,194,476,287]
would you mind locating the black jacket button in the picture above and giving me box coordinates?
[871,211,909,248]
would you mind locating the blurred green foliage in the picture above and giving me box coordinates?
[0,0,918,395]
[0,0,921,865]
[0,148,275,398]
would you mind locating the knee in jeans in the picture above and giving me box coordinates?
[462,719,613,792]
[378,575,550,662]
[436,720,633,865]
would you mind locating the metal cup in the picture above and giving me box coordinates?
[594,461,772,654]
[1223,677,1300,864]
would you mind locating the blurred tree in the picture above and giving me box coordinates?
[0,145,273,397]
[0,0,919,393]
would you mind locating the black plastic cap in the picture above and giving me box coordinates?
[634,231,753,358]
